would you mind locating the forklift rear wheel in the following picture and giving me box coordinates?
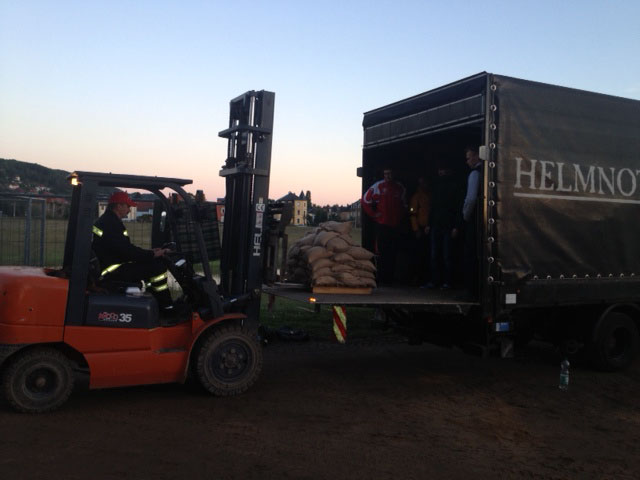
[2,348,74,413]
[591,312,640,371]
[196,324,263,396]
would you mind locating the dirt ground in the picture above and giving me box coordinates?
[1,337,639,480]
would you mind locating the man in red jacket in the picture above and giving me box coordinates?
[362,168,407,285]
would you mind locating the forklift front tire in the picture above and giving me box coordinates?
[2,348,74,413]
[196,324,263,396]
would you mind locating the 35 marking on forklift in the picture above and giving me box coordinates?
[332,306,347,344]
[97,311,133,323]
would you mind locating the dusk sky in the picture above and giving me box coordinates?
[1,0,639,205]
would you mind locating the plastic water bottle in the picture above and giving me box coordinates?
[559,359,570,391]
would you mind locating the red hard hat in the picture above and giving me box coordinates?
[109,191,136,207]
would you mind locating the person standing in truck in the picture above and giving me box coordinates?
[409,176,431,285]
[462,146,482,296]
[362,168,407,285]
[425,164,462,289]
[92,191,174,313]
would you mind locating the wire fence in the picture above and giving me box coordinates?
[0,194,152,268]
[0,194,359,269]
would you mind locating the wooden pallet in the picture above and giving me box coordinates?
[311,286,372,295]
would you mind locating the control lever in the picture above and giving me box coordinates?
[162,242,177,251]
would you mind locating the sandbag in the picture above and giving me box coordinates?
[338,234,357,246]
[305,246,331,263]
[288,244,301,259]
[319,221,352,235]
[311,267,333,279]
[313,231,340,247]
[349,260,376,272]
[314,275,338,287]
[332,252,354,263]
[337,271,363,287]
[287,258,298,268]
[359,277,377,288]
[353,270,375,280]
[326,236,350,253]
[331,264,353,273]
[311,257,335,271]
[348,246,374,260]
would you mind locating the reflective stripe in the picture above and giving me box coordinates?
[152,284,169,292]
[149,273,167,283]
[93,226,127,237]
[100,263,122,277]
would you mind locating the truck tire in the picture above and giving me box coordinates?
[2,348,74,413]
[591,312,640,371]
[196,324,263,396]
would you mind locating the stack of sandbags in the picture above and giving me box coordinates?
[286,221,376,289]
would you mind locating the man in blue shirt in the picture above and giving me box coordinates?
[463,146,482,296]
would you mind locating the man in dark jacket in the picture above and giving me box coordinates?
[425,165,463,289]
[92,192,173,311]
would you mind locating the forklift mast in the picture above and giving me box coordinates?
[219,90,275,323]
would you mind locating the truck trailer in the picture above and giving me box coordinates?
[268,72,640,370]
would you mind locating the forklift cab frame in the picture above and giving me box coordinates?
[64,170,224,328]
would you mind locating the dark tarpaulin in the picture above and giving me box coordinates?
[494,75,640,283]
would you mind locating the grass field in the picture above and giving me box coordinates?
[259,296,380,341]
[0,217,70,266]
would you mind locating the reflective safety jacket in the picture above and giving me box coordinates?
[92,208,154,270]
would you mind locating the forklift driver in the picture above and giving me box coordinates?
[92,192,174,314]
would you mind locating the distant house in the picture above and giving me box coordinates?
[130,192,155,219]
[338,211,351,222]
[44,195,70,218]
[216,204,225,223]
[135,201,153,217]
[276,192,307,226]
[350,199,361,228]
[8,176,21,191]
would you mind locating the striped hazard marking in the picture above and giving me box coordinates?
[332,305,347,343]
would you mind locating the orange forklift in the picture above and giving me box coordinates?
[0,90,276,412]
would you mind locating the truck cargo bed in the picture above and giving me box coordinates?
[263,283,478,314]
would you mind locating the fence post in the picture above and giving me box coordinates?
[40,199,46,266]
[24,198,32,265]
